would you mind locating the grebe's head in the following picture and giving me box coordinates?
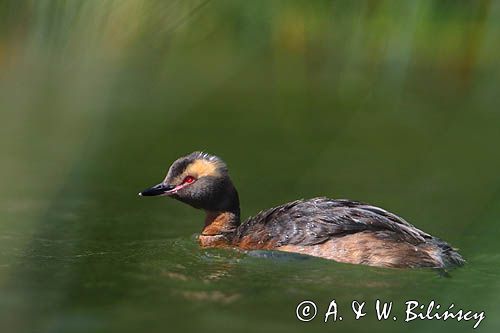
[139,152,239,214]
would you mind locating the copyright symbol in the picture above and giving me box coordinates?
[296,300,317,322]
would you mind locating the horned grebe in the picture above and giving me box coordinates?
[139,152,464,268]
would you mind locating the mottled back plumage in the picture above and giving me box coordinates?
[236,198,431,246]
[234,197,464,268]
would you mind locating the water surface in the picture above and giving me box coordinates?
[1,1,499,332]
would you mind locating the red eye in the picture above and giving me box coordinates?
[183,176,195,184]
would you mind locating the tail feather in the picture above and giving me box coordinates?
[435,238,466,268]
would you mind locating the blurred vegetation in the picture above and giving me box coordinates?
[0,1,499,333]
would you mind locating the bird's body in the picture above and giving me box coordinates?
[140,152,464,269]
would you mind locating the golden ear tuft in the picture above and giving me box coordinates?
[165,151,228,184]
[189,151,227,173]
[186,158,222,178]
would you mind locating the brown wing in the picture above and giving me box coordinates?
[235,197,431,247]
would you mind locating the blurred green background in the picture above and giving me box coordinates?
[1,1,499,332]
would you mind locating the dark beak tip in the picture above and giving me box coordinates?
[138,183,173,197]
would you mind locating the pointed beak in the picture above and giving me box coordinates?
[138,183,175,197]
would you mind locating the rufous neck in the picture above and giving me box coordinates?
[202,210,240,236]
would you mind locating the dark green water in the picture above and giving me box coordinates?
[1,1,499,332]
